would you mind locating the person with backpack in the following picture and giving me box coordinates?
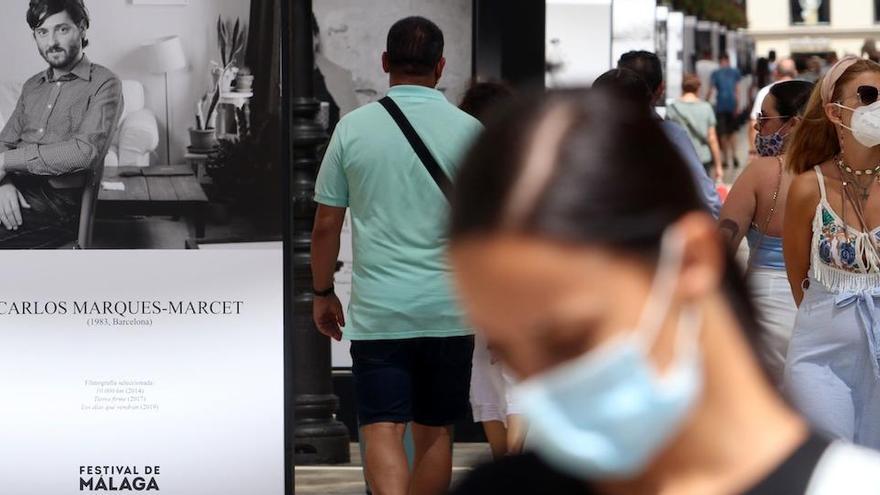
[667,74,723,182]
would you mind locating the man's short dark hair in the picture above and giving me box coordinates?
[386,16,443,76]
[592,68,652,109]
[617,50,662,93]
[27,0,90,48]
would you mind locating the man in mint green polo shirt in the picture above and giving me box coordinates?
[311,16,482,495]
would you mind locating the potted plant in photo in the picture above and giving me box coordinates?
[188,15,245,151]
[190,92,218,151]
[235,66,253,92]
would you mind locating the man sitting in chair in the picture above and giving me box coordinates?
[0,0,121,249]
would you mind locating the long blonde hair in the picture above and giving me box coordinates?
[786,60,880,174]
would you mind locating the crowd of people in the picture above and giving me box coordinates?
[311,15,880,495]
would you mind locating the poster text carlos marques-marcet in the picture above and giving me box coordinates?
[0,250,285,494]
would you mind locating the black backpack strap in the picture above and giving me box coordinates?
[378,96,453,201]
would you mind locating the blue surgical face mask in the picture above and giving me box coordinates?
[512,229,703,480]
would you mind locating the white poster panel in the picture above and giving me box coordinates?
[683,15,697,73]
[0,251,284,494]
[611,0,657,66]
[546,0,613,87]
[666,11,685,103]
[655,5,669,96]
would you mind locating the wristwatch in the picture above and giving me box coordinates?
[313,285,335,297]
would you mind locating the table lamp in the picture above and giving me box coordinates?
[144,35,187,164]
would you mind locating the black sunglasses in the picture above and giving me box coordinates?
[855,85,880,106]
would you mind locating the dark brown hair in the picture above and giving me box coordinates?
[450,89,765,364]
[459,81,513,124]
[27,0,90,48]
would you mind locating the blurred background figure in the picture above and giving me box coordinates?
[459,81,513,125]
[708,53,742,169]
[695,50,718,102]
[719,79,814,385]
[862,38,879,63]
[458,80,526,460]
[447,88,880,495]
[755,57,771,90]
[612,51,722,217]
[750,58,797,158]
[667,74,724,182]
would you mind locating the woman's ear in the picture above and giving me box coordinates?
[672,212,724,305]
[824,102,844,126]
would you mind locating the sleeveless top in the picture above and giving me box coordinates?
[810,167,880,292]
[747,228,785,270]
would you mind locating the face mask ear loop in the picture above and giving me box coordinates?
[675,305,704,360]
[634,227,687,350]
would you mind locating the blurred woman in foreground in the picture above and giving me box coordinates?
[447,89,880,494]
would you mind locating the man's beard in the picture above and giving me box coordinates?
[41,44,80,69]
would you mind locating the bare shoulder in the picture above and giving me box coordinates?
[788,167,822,208]
[744,156,780,179]
[731,156,776,189]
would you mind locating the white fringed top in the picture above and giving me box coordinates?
[810,168,880,293]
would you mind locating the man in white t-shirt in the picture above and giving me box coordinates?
[695,51,718,101]
[748,58,797,158]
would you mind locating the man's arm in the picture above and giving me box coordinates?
[311,124,349,341]
[706,72,717,104]
[0,93,30,227]
[2,77,123,177]
[312,205,345,292]
[311,205,347,341]
[0,87,27,154]
[665,122,722,217]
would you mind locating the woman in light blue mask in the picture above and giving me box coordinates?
[718,80,814,386]
[447,88,880,494]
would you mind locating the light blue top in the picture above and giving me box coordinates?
[660,120,722,218]
[746,227,785,270]
[314,85,483,340]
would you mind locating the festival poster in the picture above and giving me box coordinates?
[0,0,286,493]
[0,250,284,494]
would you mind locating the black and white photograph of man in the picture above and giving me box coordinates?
[0,0,282,249]
[0,0,121,249]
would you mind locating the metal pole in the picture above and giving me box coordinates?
[164,72,171,164]
[291,0,350,465]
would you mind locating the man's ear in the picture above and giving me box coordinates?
[655,81,666,104]
[434,57,446,82]
[382,52,390,74]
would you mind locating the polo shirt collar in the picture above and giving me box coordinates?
[386,84,446,101]
[43,54,92,83]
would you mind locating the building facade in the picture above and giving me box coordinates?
[747,0,880,58]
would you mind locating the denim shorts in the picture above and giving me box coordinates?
[350,335,474,427]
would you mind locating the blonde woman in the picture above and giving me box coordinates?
[784,56,880,447]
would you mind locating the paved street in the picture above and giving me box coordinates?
[295,443,493,494]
